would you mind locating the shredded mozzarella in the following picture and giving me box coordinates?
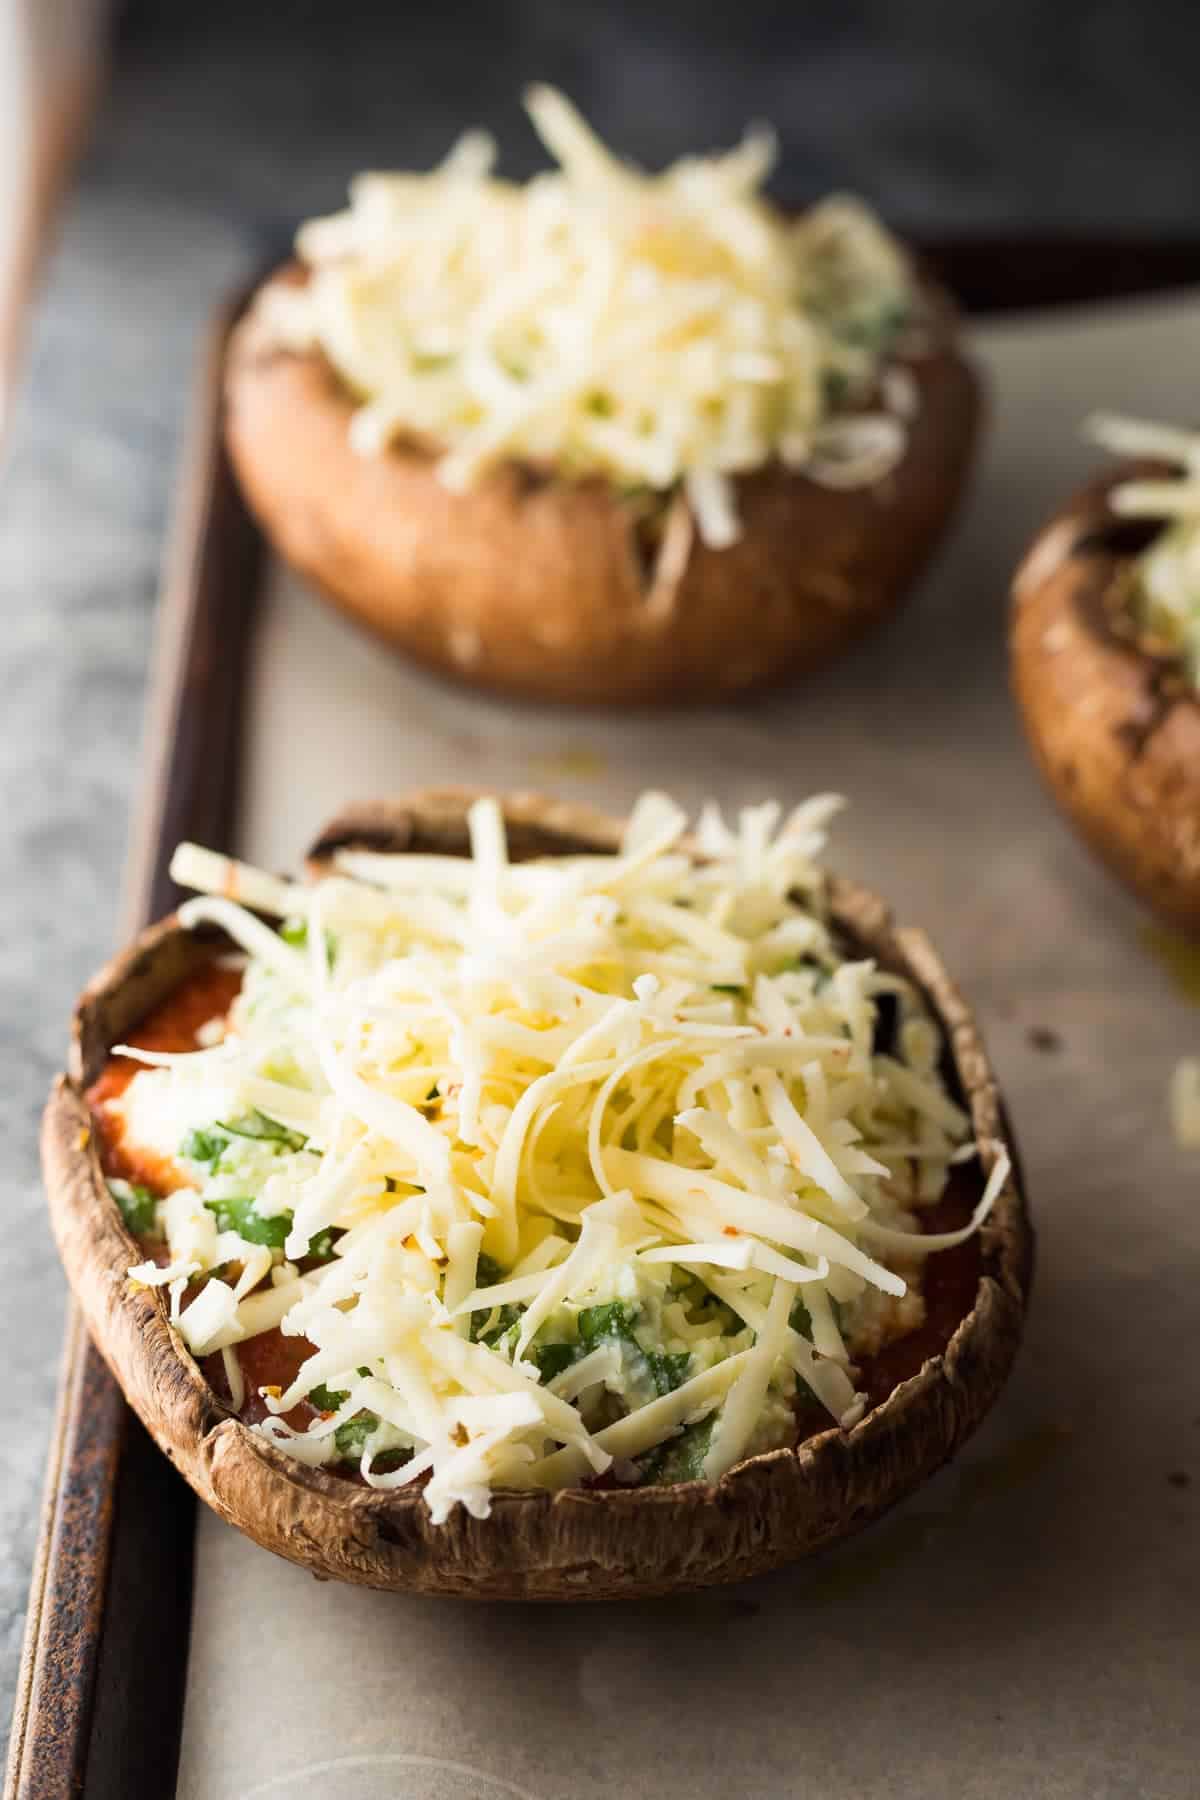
[1088,411,1200,681]
[257,88,920,546]
[109,792,1003,1522]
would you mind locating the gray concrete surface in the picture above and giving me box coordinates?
[4,0,1200,1761]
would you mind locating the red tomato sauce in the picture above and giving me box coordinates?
[203,1325,319,1430]
[87,959,320,1432]
[87,962,244,1189]
[87,957,986,1475]
[851,1169,981,1412]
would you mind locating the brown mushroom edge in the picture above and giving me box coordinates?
[42,791,1031,1600]
[1011,464,1200,935]
[223,269,982,708]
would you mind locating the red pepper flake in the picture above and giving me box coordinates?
[722,1226,740,1238]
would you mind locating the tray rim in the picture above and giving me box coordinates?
[4,285,261,1800]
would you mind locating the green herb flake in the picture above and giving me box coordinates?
[334,1411,379,1457]
[638,1413,716,1485]
[576,1301,688,1393]
[530,1342,575,1384]
[204,1196,289,1249]
[216,1109,308,1154]
[644,1349,691,1397]
[821,367,852,410]
[179,1125,229,1170]
[367,1447,414,1476]
[474,1253,505,1288]
[475,1305,523,1349]
[467,1255,525,1347]
[308,1383,349,1414]
[577,1300,639,1348]
[108,1180,158,1237]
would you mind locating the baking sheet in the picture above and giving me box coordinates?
[177,293,1200,1800]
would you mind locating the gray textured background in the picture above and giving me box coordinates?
[4,0,1200,1758]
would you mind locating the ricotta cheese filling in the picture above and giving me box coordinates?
[1089,412,1200,683]
[100,794,1004,1522]
[259,86,922,548]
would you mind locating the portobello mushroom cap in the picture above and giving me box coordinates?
[43,791,1030,1600]
[224,270,982,707]
[1011,463,1200,934]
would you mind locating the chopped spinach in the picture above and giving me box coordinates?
[466,1268,689,1397]
[638,1414,717,1485]
[822,366,852,410]
[108,1179,157,1237]
[181,1109,308,1169]
[334,1411,379,1457]
[308,1383,349,1413]
[368,1447,413,1476]
[305,1228,338,1263]
[644,1349,691,1397]
[467,1254,525,1346]
[216,1108,308,1154]
[204,1195,289,1248]
[474,1305,523,1350]
[529,1342,575,1384]
[179,1125,229,1170]
[836,297,910,350]
[330,1412,414,1476]
[578,1301,690,1397]
[577,1300,639,1348]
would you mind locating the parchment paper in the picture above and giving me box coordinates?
[177,294,1200,1800]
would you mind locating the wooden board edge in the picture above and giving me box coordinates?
[2,1314,106,1800]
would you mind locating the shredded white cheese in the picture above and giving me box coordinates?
[259,87,921,547]
[104,793,1004,1522]
[1088,411,1200,681]
[1169,1056,1200,1149]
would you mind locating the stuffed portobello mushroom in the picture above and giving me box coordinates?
[44,790,1029,1599]
[225,89,981,706]
[1012,414,1200,934]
